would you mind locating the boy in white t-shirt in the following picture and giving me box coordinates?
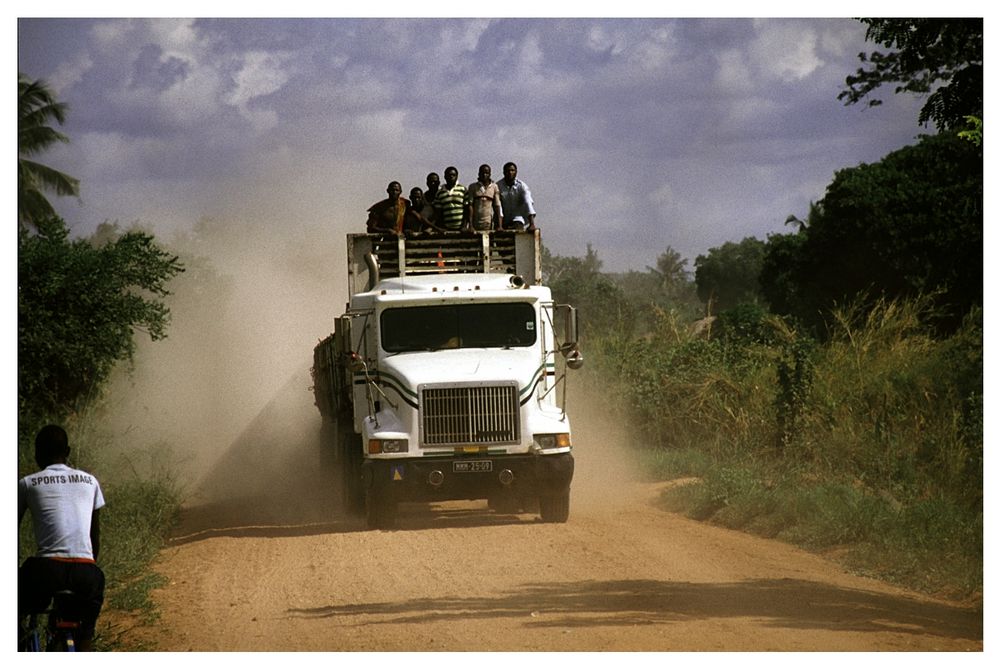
[18,424,106,651]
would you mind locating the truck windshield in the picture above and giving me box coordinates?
[381,302,537,352]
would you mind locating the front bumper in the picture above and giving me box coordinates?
[362,452,574,503]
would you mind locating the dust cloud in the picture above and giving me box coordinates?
[564,370,645,516]
[98,212,352,522]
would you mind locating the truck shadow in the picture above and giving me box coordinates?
[393,501,542,530]
[165,497,362,545]
[167,498,543,545]
[171,368,556,543]
[286,577,983,644]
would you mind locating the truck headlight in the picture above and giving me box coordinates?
[368,439,409,454]
[534,433,571,449]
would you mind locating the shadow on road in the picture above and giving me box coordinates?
[166,497,361,545]
[168,497,544,545]
[166,368,560,543]
[286,577,983,642]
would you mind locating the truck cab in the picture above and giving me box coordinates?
[313,231,581,528]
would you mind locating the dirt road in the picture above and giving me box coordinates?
[125,372,982,651]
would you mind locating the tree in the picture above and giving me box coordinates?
[958,115,982,147]
[605,248,700,333]
[839,19,983,131]
[758,230,808,322]
[694,237,767,313]
[648,247,689,288]
[760,131,981,334]
[542,243,633,337]
[18,218,185,423]
[18,72,80,227]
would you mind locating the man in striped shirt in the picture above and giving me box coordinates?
[433,166,468,231]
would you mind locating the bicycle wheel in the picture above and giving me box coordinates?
[17,614,42,653]
[54,630,76,652]
[19,622,42,652]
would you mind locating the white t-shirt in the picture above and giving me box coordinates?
[18,463,106,560]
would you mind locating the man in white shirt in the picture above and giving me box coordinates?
[18,424,106,651]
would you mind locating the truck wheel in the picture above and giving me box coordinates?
[365,491,397,530]
[539,491,570,523]
[488,495,519,514]
[337,416,365,516]
[318,420,337,471]
[342,463,365,516]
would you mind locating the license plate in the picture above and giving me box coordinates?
[453,460,493,473]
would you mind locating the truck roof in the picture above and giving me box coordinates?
[351,273,551,309]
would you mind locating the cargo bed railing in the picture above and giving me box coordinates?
[347,230,541,296]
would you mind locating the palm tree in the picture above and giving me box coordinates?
[18,72,79,227]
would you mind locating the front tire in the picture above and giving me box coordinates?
[539,491,570,523]
[336,412,365,516]
[488,494,520,514]
[365,489,397,530]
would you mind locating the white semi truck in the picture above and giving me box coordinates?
[312,231,582,529]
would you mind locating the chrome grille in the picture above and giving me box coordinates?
[421,383,520,446]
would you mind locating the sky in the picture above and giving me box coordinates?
[15,10,941,273]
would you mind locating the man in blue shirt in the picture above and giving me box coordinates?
[497,162,537,231]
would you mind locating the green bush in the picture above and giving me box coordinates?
[18,218,183,426]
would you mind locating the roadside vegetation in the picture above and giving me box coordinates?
[548,240,982,600]
[546,19,982,601]
[577,299,982,599]
[18,72,186,649]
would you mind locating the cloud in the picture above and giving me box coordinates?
[626,23,679,73]
[146,19,203,61]
[441,18,492,57]
[515,31,545,79]
[75,19,228,132]
[225,50,291,130]
[89,18,138,53]
[714,48,754,93]
[749,19,824,83]
[585,25,623,56]
[650,183,678,210]
[48,55,94,94]
[155,65,225,126]
[73,131,144,180]
[228,51,290,107]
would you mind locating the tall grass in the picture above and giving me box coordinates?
[588,298,982,599]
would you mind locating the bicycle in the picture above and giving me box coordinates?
[20,590,82,652]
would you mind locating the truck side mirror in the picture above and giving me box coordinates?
[555,305,582,368]
[555,304,579,349]
[334,315,353,356]
[565,305,579,346]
